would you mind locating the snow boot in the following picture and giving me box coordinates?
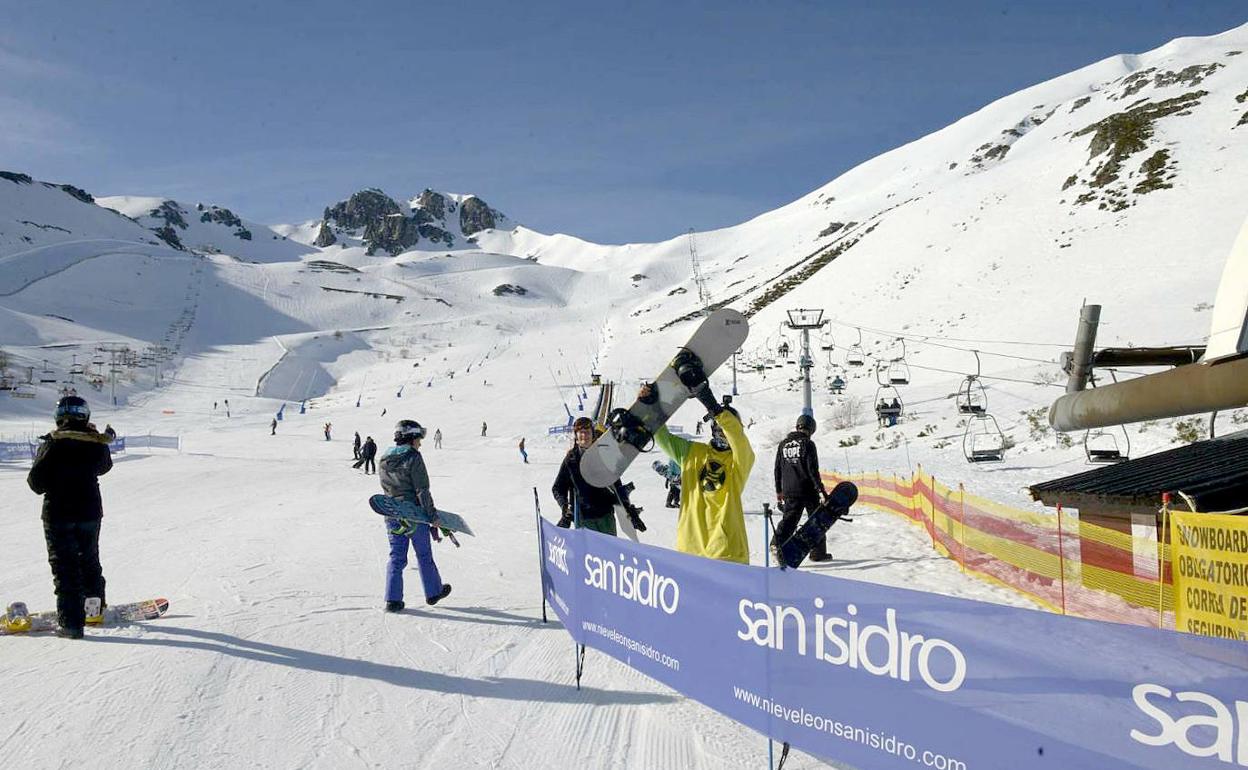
[426,584,452,606]
[56,626,85,639]
[384,601,405,613]
[808,553,834,563]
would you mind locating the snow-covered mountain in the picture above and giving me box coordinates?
[3,23,1248,770]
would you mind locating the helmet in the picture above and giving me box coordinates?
[55,395,90,426]
[393,419,426,443]
[796,414,816,435]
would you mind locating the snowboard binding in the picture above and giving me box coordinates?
[3,602,31,634]
[671,348,708,390]
[605,407,655,451]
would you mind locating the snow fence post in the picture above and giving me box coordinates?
[533,487,547,624]
[958,483,967,573]
[1057,503,1067,615]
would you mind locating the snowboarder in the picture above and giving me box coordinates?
[772,415,833,563]
[213,401,218,411]
[652,459,681,509]
[353,431,361,460]
[644,382,754,564]
[433,428,442,449]
[552,417,644,537]
[378,420,451,611]
[518,437,528,464]
[324,422,332,441]
[26,396,113,638]
[481,421,487,437]
[270,418,277,436]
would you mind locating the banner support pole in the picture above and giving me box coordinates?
[533,487,547,623]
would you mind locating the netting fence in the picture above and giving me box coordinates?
[823,468,1174,629]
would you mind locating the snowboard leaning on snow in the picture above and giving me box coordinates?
[579,308,749,488]
[368,494,475,537]
[1,598,171,635]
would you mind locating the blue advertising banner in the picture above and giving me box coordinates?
[108,437,125,454]
[0,442,34,462]
[538,518,1248,770]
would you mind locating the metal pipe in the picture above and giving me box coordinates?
[1066,304,1100,393]
[1049,356,1248,431]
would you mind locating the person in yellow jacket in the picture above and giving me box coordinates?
[641,384,754,564]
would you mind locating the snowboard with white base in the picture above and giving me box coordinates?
[579,308,748,488]
[1,598,171,635]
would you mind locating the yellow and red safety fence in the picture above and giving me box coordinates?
[823,468,1175,629]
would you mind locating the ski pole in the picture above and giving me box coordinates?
[533,487,547,623]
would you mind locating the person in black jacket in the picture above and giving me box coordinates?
[773,414,832,563]
[552,417,644,536]
[27,396,114,639]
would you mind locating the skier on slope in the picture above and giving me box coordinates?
[378,419,451,611]
[26,396,113,638]
[772,415,833,564]
[552,417,645,537]
[643,374,754,564]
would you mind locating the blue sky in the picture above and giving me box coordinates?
[2,2,1244,243]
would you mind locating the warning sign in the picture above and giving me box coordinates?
[1171,512,1248,641]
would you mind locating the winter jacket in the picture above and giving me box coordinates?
[654,409,754,564]
[774,430,827,501]
[361,439,377,461]
[27,426,113,523]
[378,444,435,512]
[553,446,633,520]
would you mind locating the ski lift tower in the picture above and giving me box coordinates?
[687,228,712,316]
[785,308,827,418]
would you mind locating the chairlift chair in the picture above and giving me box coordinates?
[1084,427,1129,464]
[886,338,910,385]
[956,376,987,414]
[11,383,35,399]
[846,328,865,367]
[0,375,12,391]
[39,361,57,384]
[956,352,986,414]
[963,414,1006,463]
[829,376,846,395]
[874,385,903,427]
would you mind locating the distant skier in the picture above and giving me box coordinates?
[552,417,644,537]
[773,415,832,563]
[433,428,442,449]
[378,420,451,611]
[353,431,362,460]
[270,418,277,436]
[481,421,487,437]
[352,436,377,474]
[518,437,528,464]
[213,401,218,411]
[26,396,113,639]
[644,380,754,564]
[324,422,332,441]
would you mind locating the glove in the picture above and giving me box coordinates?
[627,506,646,533]
[430,526,443,542]
[557,509,573,528]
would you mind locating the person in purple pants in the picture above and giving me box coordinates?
[377,419,452,611]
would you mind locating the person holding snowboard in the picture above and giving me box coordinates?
[353,431,361,460]
[378,419,451,611]
[644,376,754,564]
[772,414,833,563]
[551,417,644,537]
[26,396,113,639]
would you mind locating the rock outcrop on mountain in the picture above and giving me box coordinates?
[459,196,497,236]
[318,187,506,256]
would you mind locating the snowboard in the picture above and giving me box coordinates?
[579,308,749,487]
[777,482,858,569]
[1,597,170,635]
[369,494,474,537]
